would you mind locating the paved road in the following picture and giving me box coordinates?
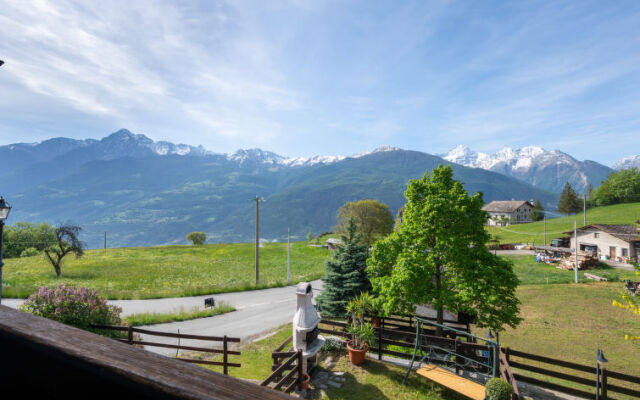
[3,280,323,356]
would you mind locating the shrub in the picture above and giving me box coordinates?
[19,285,123,337]
[485,377,513,400]
[321,337,344,353]
[20,247,40,257]
[186,231,206,245]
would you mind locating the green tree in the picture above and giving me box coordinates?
[557,182,581,215]
[368,165,521,333]
[591,168,640,206]
[335,200,394,247]
[3,222,56,258]
[186,231,206,245]
[530,199,545,221]
[44,224,85,277]
[318,219,371,317]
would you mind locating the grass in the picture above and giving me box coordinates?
[510,255,637,285]
[486,202,640,244]
[124,303,235,326]
[2,241,332,299]
[487,282,640,397]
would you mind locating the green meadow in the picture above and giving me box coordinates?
[2,242,331,299]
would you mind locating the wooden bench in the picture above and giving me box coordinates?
[417,364,485,400]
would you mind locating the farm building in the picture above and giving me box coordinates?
[566,224,640,263]
[482,200,534,226]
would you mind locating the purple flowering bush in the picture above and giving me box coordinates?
[20,284,123,337]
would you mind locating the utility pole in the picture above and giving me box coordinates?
[574,221,579,283]
[287,228,291,285]
[543,213,547,245]
[104,232,107,250]
[254,196,264,285]
[583,194,587,226]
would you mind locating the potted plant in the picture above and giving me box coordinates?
[346,293,376,365]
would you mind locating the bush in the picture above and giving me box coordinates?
[19,285,123,337]
[186,231,206,245]
[20,247,40,257]
[485,377,513,400]
[321,337,344,353]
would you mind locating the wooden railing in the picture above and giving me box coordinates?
[505,348,640,400]
[318,318,490,374]
[92,325,241,375]
[261,335,304,394]
[499,348,520,399]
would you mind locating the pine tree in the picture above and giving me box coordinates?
[558,182,581,215]
[317,218,371,318]
[531,199,545,221]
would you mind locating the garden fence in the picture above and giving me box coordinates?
[261,335,304,394]
[92,325,241,375]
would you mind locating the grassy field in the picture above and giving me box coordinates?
[510,255,637,285]
[2,242,331,299]
[486,202,640,245]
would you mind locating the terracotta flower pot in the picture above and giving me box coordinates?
[300,372,310,389]
[347,340,368,365]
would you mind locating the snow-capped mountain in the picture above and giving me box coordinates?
[614,155,640,170]
[441,145,612,193]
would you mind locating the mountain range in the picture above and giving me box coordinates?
[440,145,615,193]
[1,129,565,248]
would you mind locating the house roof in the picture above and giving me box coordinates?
[482,200,532,213]
[567,224,640,243]
[325,238,343,245]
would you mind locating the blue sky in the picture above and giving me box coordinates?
[1,1,639,165]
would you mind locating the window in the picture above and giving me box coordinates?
[622,248,629,257]
[594,233,600,238]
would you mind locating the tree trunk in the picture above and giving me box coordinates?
[435,265,443,336]
[54,262,61,277]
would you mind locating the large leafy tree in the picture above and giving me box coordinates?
[44,224,85,277]
[3,222,56,258]
[591,168,640,207]
[335,200,394,247]
[557,181,581,215]
[368,165,521,332]
[318,219,371,317]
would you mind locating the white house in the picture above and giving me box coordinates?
[566,224,640,263]
[482,200,534,226]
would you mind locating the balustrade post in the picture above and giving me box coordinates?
[223,335,228,375]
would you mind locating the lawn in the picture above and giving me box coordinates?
[124,303,235,326]
[486,202,640,245]
[2,242,331,299]
[495,282,640,374]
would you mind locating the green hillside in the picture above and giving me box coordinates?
[2,242,332,299]
[487,202,640,245]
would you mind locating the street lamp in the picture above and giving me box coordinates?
[596,349,608,400]
[0,196,12,304]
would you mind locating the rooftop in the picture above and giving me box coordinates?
[482,200,532,213]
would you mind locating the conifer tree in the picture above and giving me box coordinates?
[531,199,545,221]
[317,218,371,318]
[557,181,581,215]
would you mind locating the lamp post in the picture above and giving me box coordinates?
[0,196,12,305]
[596,349,608,400]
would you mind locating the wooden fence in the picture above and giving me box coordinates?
[261,336,304,394]
[505,348,640,400]
[92,325,241,375]
[319,318,490,374]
